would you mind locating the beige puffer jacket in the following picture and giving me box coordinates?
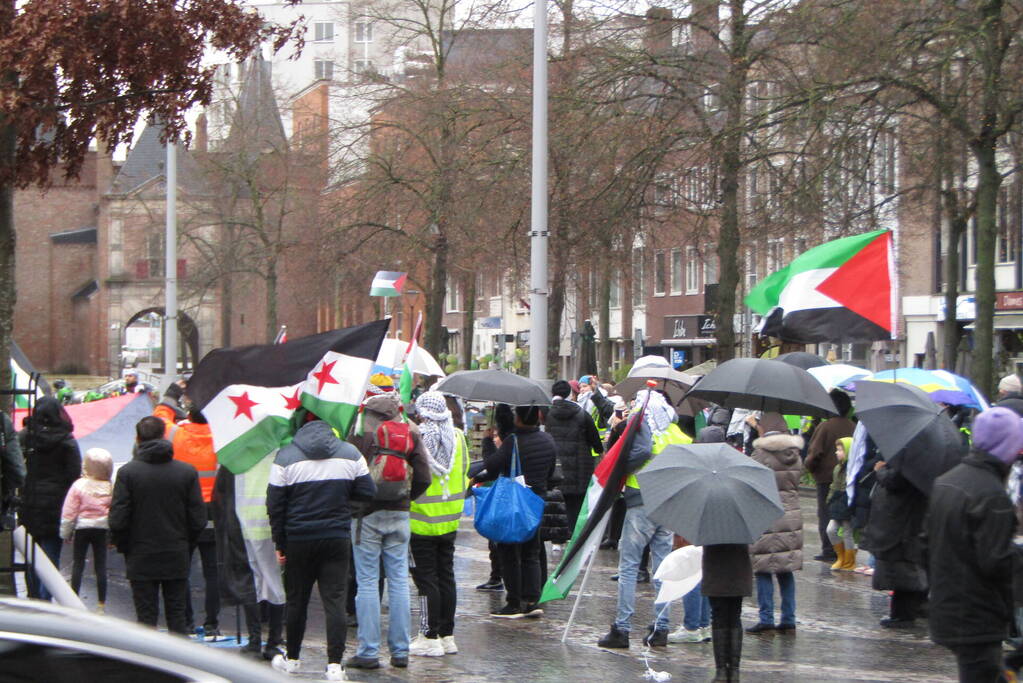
[749,433,805,574]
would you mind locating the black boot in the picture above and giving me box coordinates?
[598,624,630,649]
[711,627,729,681]
[728,628,742,681]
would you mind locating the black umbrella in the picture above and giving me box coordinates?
[683,357,838,417]
[434,369,552,406]
[854,380,966,493]
[774,352,828,370]
[636,443,784,545]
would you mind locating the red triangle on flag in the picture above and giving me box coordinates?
[815,231,892,331]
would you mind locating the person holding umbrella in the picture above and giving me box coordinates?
[926,407,1023,681]
[745,413,804,634]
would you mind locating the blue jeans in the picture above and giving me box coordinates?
[353,511,411,659]
[755,572,795,626]
[682,582,711,630]
[26,535,62,601]
[614,506,673,633]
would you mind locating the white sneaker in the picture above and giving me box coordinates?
[325,663,346,681]
[409,633,445,657]
[667,626,704,643]
[700,626,712,642]
[441,635,458,654]
[271,654,301,675]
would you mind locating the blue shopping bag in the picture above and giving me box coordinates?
[472,436,545,544]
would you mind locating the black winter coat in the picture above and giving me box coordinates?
[19,398,80,540]
[479,426,556,496]
[926,451,1019,647]
[540,487,570,542]
[851,438,882,532]
[866,463,928,592]
[702,544,753,597]
[545,399,603,495]
[109,439,206,581]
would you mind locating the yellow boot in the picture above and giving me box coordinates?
[830,543,846,570]
[840,546,858,571]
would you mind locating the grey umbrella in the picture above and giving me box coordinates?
[774,352,828,370]
[434,368,552,406]
[683,357,838,417]
[853,380,966,493]
[636,443,784,545]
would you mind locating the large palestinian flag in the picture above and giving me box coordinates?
[540,394,649,603]
[745,229,895,344]
[188,319,390,473]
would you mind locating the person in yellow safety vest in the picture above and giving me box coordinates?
[598,388,690,651]
[577,375,614,442]
[171,407,221,638]
[408,392,470,658]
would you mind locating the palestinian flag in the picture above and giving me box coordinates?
[745,229,895,344]
[540,394,649,603]
[399,314,423,405]
[10,340,49,408]
[370,270,407,297]
[189,319,390,473]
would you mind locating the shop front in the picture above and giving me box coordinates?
[660,315,717,369]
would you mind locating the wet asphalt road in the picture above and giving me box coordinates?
[64,492,961,682]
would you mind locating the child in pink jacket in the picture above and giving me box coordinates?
[60,448,113,612]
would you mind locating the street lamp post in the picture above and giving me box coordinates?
[529,0,548,381]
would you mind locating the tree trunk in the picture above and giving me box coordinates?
[621,224,635,366]
[971,141,1000,396]
[425,234,448,355]
[715,0,749,363]
[941,190,966,372]
[547,249,567,377]
[598,262,612,380]
[460,272,475,371]
[0,0,15,413]
[220,270,233,347]
[265,261,278,343]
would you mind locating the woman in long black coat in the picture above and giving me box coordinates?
[19,397,81,600]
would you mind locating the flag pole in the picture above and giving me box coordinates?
[561,512,607,644]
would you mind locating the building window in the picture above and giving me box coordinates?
[353,59,375,74]
[314,22,335,41]
[610,270,621,308]
[314,59,334,80]
[589,270,598,309]
[686,246,699,294]
[632,248,645,306]
[654,251,666,296]
[767,239,784,273]
[878,130,897,195]
[670,248,683,295]
[446,280,460,312]
[794,237,807,256]
[703,244,718,285]
[654,174,675,206]
[354,19,373,43]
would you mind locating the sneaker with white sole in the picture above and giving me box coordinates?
[325,663,346,681]
[441,635,458,654]
[700,626,712,642]
[271,654,301,675]
[409,633,445,657]
[668,626,704,644]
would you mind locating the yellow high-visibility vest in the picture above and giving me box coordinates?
[409,429,469,536]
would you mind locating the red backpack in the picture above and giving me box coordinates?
[366,419,415,502]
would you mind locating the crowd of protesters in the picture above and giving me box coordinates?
[6,366,1023,683]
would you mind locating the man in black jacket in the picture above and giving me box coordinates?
[475,405,557,619]
[545,380,603,533]
[926,407,1023,681]
[109,416,206,634]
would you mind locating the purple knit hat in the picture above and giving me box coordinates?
[973,407,1023,464]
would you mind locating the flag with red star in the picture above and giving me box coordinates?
[189,319,390,474]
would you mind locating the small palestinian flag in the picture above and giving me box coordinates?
[745,229,895,344]
[189,319,390,473]
[399,313,423,405]
[370,271,407,297]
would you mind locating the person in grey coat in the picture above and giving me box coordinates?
[746,414,803,633]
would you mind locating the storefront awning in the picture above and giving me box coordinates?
[659,338,716,347]
[965,314,1023,330]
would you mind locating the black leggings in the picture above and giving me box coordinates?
[71,528,108,603]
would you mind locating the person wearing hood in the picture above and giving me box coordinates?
[545,380,603,533]
[109,416,206,634]
[267,417,376,680]
[19,396,81,600]
[408,392,470,658]
[346,377,431,671]
[597,389,683,650]
[746,414,804,634]
[926,407,1023,682]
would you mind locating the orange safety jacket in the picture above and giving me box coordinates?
[172,422,218,503]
